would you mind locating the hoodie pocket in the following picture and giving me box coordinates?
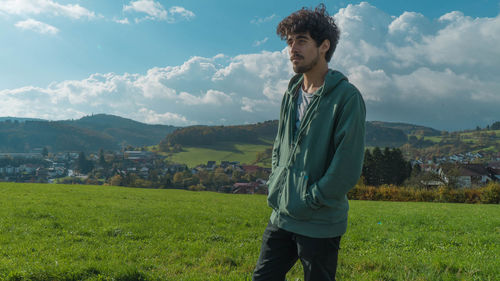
[279,170,313,221]
[267,165,285,210]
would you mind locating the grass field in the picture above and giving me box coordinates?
[0,183,499,281]
[166,141,272,168]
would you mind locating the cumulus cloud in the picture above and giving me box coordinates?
[0,0,96,19]
[15,18,59,34]
[253,37,269,47]
[331,2,500,130]
[113,17,130,25]
[251,14,277,25]
[1,2,499,130]
[136,108,192,126]
[0,52,290,126]
[169,6,195,20]
[178,90,233,106]
[123,0,194,23]
[124,0,167,21]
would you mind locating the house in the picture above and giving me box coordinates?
[0,153,43,159]
[486,162,500,181]
[232,182,259,194]
[206,161,216,171]
[441,164,492,188]
[220,161,240,169]
[165,164,187,173]
[36,167,49,179]
[241,165,261,173]
[19,164,37,174]
[124,151,153,161]
[420,180,445,189]
[420,163,440,174]
[139,167,149,178]
[488,168,500,181]
[488,161,500,169]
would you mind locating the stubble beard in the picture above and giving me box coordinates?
[292,49,320,74]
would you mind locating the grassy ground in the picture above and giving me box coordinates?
[0,183,499,280]
[167,141,272,168]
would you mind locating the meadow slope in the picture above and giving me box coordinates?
[0,183,499,281]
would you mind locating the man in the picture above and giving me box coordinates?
[253,4,366,281]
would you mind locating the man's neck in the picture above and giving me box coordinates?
[302,64,328,94]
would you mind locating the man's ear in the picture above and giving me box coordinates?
[320,39,330,54]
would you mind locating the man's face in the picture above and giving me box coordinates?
[287,32,320,74]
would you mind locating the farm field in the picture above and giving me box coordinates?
[0,183,499,281]
[166,141,272,168]
[422,130,500,144]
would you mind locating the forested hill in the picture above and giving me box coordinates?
[0,114,177,153]
[61,114,176,148]
[0,113,442,153]
[160,120,441,149]
[368,121,441,136]
[160,120,278,148]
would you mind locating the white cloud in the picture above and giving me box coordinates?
[241,97,271,113]
[253,37,269,47]
[137,108,193,125]
[123,0,194,23]
[15,18,59,34]
[251,14,277,25]
[0,52,287,126]
[0,0,96,19]
[1,3,499,130]
[113,17,130,25]
[331,2,500,130]
[124,0,167,21]
[178,90,232,105]
[169,6,195,20]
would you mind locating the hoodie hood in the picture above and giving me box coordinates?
[286,69,348,97]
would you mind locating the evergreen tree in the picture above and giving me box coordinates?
[362,149,376,186]
[98,148,106,167]
[362,147,411,186]
[371,147,384,185]
[77,152,93,174]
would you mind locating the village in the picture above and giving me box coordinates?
[0,149,271,194]
[411,151,500,188]
[1,146,500,192]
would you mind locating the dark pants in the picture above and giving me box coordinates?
[253,221,341,281]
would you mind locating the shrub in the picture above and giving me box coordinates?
[188,184,206,191]
[437,186,452,203]
[347,183,499,204]
[464,189,481,204]
[480,182,500,204]
[414,188,436,202]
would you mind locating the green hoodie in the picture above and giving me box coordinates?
[267,69,366,238]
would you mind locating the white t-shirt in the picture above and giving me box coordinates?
[296,86,316,130]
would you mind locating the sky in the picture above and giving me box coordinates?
[1,0,500,131]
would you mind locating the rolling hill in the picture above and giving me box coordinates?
[0,114,177,153]
[160,120,438,149]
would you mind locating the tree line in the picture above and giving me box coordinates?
[159,121,278,150]
[362,147,412,186]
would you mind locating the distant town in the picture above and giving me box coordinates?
[1,115,500,192]
[1,145,500,193]
[0,148,271,194]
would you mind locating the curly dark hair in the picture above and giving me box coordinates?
[276,4,339,62]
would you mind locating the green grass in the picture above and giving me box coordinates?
[422,136,442,143]
[167,141,272,168]
[0,183,499,280]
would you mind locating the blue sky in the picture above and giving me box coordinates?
[1,0,500,131]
